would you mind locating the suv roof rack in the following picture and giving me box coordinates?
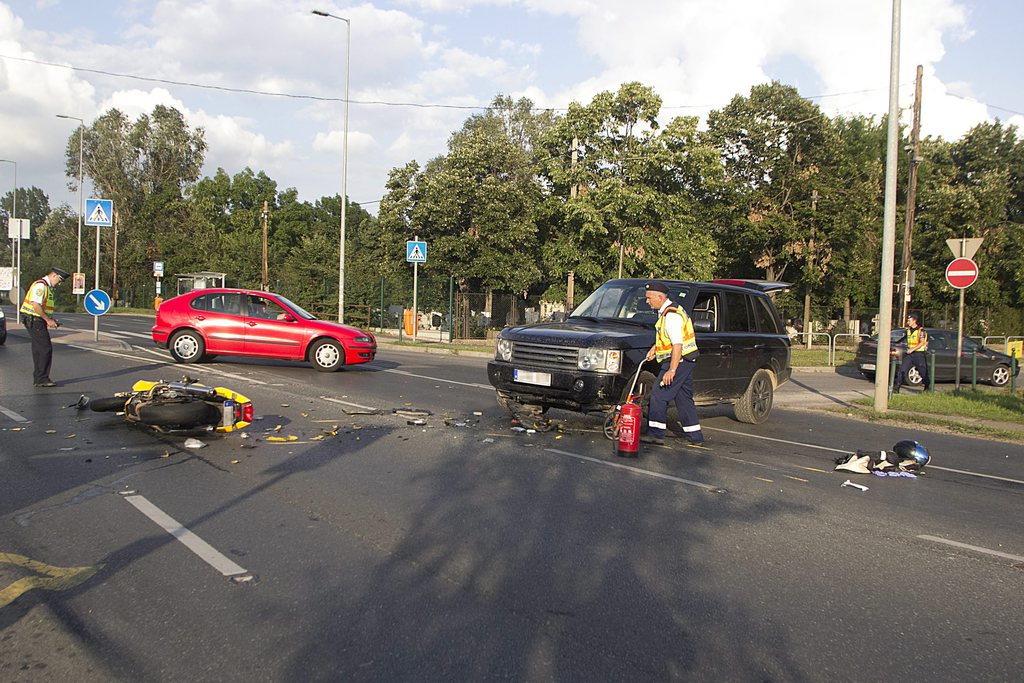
[710,279,791,293]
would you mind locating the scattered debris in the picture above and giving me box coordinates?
[65,434,76,439]
[58,447,76,452]
[45,429,57,434]
[393,408,432,419]
[281,404,290,408]
[841,480,868,492]
[231,459,241,464]
[473,411,483,416]
[183,438,207,449]
[482,438,495,444]
[407,419,427,426]
[266,435,298,442]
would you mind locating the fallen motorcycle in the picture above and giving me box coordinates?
[86,377,253,433]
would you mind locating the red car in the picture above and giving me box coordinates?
[152,289,376,372]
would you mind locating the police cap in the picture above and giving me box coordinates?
[645,281,669,295]
[52,267,71,280]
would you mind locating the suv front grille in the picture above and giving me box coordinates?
[512,342,578,370]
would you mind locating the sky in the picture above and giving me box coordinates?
[1,0,1022,218]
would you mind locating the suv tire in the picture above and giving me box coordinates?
[734,369,774,424]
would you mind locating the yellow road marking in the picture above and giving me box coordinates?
[784,475,810,483]
[753,477,774,483]
[798,466,829,474]
[0,553,102,608]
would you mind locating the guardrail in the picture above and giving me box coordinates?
[829,333,871,366]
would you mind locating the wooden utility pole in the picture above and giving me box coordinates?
[261,200,269,291]
[898,65,924,322]
[803,189,817,349]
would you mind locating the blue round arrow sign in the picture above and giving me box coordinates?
[84,289,112,316]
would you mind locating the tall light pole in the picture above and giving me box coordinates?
[313,9,351,323]
[0,158,17,323]
[56,115,85,289]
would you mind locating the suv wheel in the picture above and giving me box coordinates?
[734,369,774,424]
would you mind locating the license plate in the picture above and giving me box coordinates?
[860,363,876,371]
[514,369,552,386]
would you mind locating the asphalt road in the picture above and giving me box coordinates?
[1,311,1022,681]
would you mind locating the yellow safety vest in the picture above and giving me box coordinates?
[20,279,55,318]
[654,306,698,362]
[906,327,928,353]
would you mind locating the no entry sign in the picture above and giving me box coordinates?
[945,257,978,289]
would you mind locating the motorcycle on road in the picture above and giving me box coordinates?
[86,377,253,433]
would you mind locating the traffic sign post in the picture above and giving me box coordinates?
[406,239,427,340]
[85,198,114,341]
[945,256,980,390]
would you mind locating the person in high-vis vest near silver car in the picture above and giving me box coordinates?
[640,281,704,447]
[20,267,69,387]
[893,312,930,393]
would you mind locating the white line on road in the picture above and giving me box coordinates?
[65,345,269,386]
[545,448,723,492]
[917,535,1024,563]
[123,494,248,577]
[382,367,492,390]
[320,395,379,411]
[0,404,28,422]
[704,425,1024,486]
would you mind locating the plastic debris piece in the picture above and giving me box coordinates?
[46,429,57,434]
[511,426,527,433]
[311,435,325,441]
[343,408,381,415]
[66,434,76,438]
[393,408,432,418]
[473,411,483,416]
[841,480,868,491]
[407,419,426,426]
[58,447,76,451]
[300,412,309,418]
[266,435,298,442]
[482,438,495,444]
[281,404,290,407]
[231,459,240,464]
[240,432,250,439]
[184,438,207,449]
[526,429,536,435]
[273,424,283,432]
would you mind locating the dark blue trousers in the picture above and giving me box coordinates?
[647,360,703,443]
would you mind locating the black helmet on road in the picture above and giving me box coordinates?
[893,440,930,471]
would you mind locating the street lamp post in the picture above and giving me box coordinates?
[0,158,18,322]
[312,9,351,324]
[56,115,85,290]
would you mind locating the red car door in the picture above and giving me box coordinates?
[242,294,307,359]
[189,292,246,354]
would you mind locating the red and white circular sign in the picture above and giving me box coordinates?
[945,257,978,289]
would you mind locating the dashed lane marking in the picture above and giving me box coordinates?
[122,495,249,578]
[0,553,102,608]
[544,448,723,493]
[381,367,492,390]
[0,404,28,422]
[917,535,1024,563]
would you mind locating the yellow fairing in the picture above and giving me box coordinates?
[214,386,252,432]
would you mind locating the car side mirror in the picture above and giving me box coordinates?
[281,313,295,322]
[693,319,713,334]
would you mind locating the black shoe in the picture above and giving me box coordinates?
[640,435,665,446]
[892,387,900,394]
[34,381,57,388]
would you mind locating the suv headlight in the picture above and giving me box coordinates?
[496,336,513,362]
[578,348,621,373]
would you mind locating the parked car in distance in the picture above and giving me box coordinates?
[854,328,1019,386]
[487,278,792,425]
[152,289,376,372]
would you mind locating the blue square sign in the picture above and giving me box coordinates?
[406,240,427,263]
[85,199,113,227]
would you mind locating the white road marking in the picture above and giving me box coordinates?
[382,367,492,390]
[0,404,28,422]
[705,425,1024,486]
[319,395,378,411]
[65,345,268,386]
[917,535,1024,563]
[123,494,248,577]
[544,448,722,492]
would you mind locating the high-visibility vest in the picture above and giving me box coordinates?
[20,279,54,318]
[906,327,928,353]
[654,305,698,362]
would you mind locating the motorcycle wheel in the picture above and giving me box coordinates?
[90,396,129,412]
[135,401,222,428]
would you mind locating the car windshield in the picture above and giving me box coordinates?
[570,282,691,322]
[276,295,316,320]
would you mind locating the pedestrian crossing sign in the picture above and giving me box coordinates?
[85,199,113,227]
[406,240,427,263]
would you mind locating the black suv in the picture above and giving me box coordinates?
[487,279,792,424]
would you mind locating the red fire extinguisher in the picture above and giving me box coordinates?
[615,364,645,458]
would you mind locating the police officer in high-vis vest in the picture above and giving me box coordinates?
[640,281,704,447]
[20,267,70,387]
[894,312,929,393]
